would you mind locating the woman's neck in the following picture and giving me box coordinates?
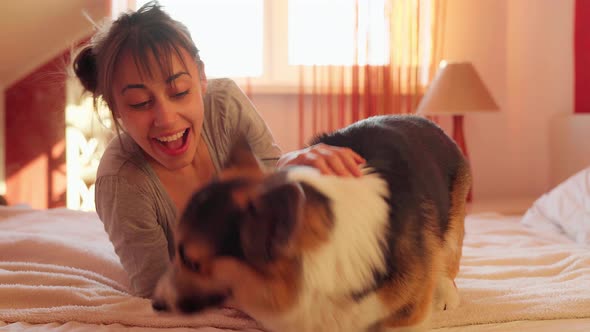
[150,136,216,213]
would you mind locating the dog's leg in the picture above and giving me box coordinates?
[433,229,461,311]
[434,161,471,312]
[433,276,459,311]
[375,304,431,332]
[379,322,428,332]
[374,276,435,332]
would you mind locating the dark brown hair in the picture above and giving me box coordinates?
[72,1,204,133]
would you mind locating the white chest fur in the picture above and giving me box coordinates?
[277,168,392,331]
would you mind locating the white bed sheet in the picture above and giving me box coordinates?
[432,212,590,331]
[1,207,589,331]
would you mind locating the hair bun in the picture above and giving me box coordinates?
[73,46,98,93]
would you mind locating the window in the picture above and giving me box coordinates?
[288,0,388,66]
[136,0,264,78]
[126,0,431,92]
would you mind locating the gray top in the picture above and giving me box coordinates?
[94,78,282,297]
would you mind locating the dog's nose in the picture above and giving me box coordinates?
[177,294,226,314]
[152,299,169,312]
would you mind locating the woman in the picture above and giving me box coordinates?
[73,1,364,298]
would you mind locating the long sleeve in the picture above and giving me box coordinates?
[227,82,282,168]
[95,175,171,298]
[203,78,283,170]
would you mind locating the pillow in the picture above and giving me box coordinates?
[521,166,590,244]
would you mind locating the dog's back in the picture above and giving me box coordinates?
[310,114,470,330]
[311,115,464,220]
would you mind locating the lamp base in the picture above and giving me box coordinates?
[452,115,473,202]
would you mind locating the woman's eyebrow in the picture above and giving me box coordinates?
[166,71,191,84]
[120,72,192,94]
[120,84,146,95]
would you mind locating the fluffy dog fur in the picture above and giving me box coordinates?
[152,115,471,332]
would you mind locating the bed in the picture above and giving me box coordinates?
[1,167,590,331]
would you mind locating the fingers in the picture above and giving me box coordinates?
[309,157,335,176]
[352,150,366,164]
[278,144,366,177]
[316,148,354,177]
[336,149,365,177]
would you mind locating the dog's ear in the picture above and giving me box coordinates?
[239,182,305,270]
[224,134,263,173]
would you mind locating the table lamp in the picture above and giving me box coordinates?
[416,61,499,201]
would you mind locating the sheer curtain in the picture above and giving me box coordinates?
[296,0,447,146]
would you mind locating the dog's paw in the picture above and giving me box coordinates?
[433,277,460,311]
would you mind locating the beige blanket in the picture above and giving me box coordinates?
[0,208,264,331]
[432,212,590,329]
[1,208,589,330]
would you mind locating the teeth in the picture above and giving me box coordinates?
[156,129,186,142]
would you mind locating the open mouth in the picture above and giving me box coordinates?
[153,128,190,156]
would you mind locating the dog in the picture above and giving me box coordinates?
[152,114,471,332]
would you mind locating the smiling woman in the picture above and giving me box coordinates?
[71,1,365,298]
[72,1,283,297]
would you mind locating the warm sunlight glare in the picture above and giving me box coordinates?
[137,0,263,78]
[288,0,388,66]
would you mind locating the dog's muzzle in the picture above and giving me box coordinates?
[152,293,227,314]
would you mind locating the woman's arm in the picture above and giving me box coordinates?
[95,175,170,298]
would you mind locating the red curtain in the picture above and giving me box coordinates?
[575,0,590,113]
[296,0,447,147]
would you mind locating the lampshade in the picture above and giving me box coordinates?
[416,62,499,115]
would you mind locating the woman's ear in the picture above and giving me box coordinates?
[239,182,305,269]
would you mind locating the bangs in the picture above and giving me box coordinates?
[128,27,191,82]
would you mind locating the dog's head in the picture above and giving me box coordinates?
[152,137,315,315]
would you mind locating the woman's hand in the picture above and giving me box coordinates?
[277,143,366,177]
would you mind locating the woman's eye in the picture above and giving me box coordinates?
[128,100,151,109]
[172,90,189,98]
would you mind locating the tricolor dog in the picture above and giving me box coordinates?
[152,114,471,332]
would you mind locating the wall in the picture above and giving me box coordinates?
[0,84,4,195]
[5,55,69,208]
[443,0,509,202]
[0,0,109,85]
[506,0,575,190]
[251,94,301,152]
[444,0,574,203]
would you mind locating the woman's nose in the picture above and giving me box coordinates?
[153,99,177,127]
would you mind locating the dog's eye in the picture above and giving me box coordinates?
[246,201,258,215]
[178,244,201,273]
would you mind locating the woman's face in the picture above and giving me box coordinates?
[112,48,207,171]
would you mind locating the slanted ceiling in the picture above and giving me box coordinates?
[0,1,109,87]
